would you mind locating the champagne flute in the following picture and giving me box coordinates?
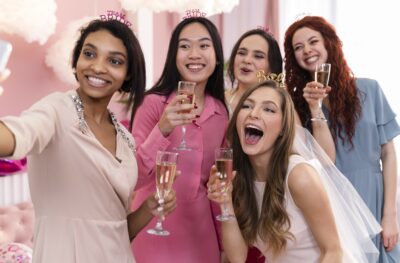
[311,63,331,122]
[174,81,196,151]
[147,150,178,236]
[214,148,235,221]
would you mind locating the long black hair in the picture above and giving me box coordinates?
[147,17,227,112]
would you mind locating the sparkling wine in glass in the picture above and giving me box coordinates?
[311,63,331,122]
[147,151,178,236]
[215,148,235,221]
[174,81,196,151]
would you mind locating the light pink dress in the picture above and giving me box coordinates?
[253,155,320,263]
[131,93,228,263]
[1,90,137,263]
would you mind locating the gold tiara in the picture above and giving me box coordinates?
[256,70,286,88]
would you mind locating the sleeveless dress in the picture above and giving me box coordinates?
[253,155,320,263]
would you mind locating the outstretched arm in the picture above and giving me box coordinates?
[0,122,15,157]
[380,140,399,251]
[289,163,342,263]
[0,69,15,156]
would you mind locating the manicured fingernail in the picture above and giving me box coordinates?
[192,120,197,124]
[195,115,200,118]
[194,105,198,109]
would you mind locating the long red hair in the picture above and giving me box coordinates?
[284,16,361,146]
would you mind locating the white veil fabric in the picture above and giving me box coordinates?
[293,125,381,262]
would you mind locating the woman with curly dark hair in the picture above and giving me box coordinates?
[284,15,400,262]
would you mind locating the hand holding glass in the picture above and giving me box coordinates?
[311,63,331,122]
[214,148,235,221]
[174,81,196,151]
[147,151,178,236]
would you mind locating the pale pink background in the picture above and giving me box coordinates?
[0,0,277,118]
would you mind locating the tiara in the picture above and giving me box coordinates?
[257,25,274,37]
[182,9,207,20]
[256,70,286,88]
[100,10,132,27]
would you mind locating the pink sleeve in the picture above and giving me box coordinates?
[132,94,171,189]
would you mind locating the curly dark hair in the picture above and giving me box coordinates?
[284,16,361,146]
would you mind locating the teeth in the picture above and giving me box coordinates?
[187,64,203,69]
[245,124,262,131]
[88,76,107,86]
[305,56,318,64]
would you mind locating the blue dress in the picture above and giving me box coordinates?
[325,78,400,262]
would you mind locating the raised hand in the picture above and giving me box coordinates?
[157,94,196,137]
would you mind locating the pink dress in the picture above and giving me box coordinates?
[131,93,228,263]
[1,90,137,263]
[254,155,320,263]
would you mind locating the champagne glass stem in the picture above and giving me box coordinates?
[221,202,230,217]
[180,126,187,147]
[154,217,164,231]
[317,98,323,119]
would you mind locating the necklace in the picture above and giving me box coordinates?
[70,94,136,155]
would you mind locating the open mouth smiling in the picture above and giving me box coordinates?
[244,124,264,145]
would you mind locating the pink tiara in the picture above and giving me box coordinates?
[100,10,132,27]
[257,26,274,37]
[182,9,207,20]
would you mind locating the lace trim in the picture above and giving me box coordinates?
[70,94,136,155]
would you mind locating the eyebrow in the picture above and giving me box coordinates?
[178,37,212,42]
[245,97,278,107]
[238,47,266,56]
[253,50,267,56]
[293,35,318,47]
[83,43,127,59]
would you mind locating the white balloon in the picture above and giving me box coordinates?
[45,17,96,86]
[0,0,57,45]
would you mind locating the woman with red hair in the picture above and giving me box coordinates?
[284,15,400,262]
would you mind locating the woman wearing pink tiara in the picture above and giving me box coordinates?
[0,18,176,263]
[131,16,228,262]
[225,28,282,117]
[284,15,400,262]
